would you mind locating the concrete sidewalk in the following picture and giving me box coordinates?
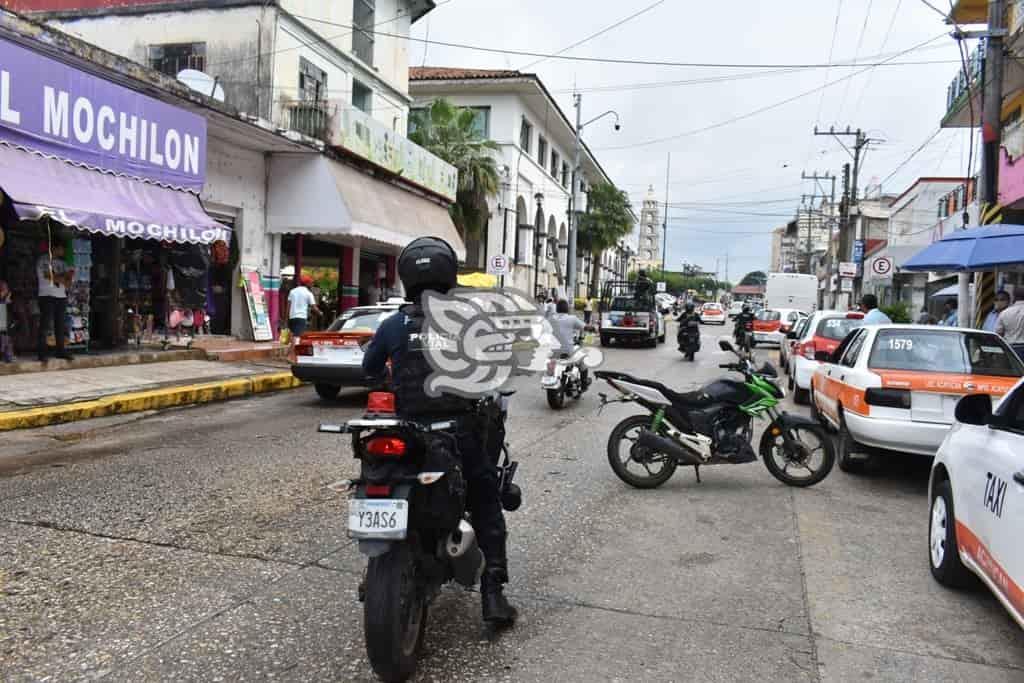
[0,360,301,431]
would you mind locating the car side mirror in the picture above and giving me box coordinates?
[955,394,992,426]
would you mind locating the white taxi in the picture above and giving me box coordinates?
[928,379,1024,629]
[811,325,1023,472]
[699,302,727,325]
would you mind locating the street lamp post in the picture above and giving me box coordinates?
[567,94,620,309]
[533,192,544,299]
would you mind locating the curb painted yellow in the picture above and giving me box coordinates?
[0,372,303,432]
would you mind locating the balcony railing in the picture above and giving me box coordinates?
[946,42,984,114]
[286,100,334,140]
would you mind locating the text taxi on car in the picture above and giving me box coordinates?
[291,299,404,400]
[929,376,1024,630]
[810,325,1024,473]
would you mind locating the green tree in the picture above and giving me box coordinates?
[578,182,634,297]
[408,99,501,237]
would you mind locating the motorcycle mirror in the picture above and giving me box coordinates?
[501,483,522,512]
[718,339,734,353]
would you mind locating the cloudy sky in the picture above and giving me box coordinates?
[411,0,977,282]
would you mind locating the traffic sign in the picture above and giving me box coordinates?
[656,281,667,292]
[838,262,858,278]
[487,254,510,276]
[871,256,894,277]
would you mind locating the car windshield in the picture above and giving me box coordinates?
[704,304,722,312]
[815,316,864,341]
[757,310,781,321]
[328,311,393,333]
[868,329,1024,377]
[609,297,646,312]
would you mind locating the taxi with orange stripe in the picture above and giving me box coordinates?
[929,378,1024,630]
[810,325,1023,472]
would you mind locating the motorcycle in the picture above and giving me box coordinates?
[595,339,835,489]
[319,391,522,682]
[541,341,590,409]
[677,317,701,361]
[734,320,754,353]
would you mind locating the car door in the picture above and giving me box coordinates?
[819,329,867,423]
[975,384,1024,619]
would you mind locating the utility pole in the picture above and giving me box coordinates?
[567,93,583,304]
[814,127,870,260]
[661,152,671,273]
[799,193,819,275]
[962,0,1006,327]
[802,171,835,303]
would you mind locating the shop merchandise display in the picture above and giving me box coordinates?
[66,237,91,348]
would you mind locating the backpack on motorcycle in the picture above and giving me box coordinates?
[410,432,467,531]
[393,304,475,416]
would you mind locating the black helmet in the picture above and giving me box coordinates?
[638,269,648,278]
[398,236,458,299]
[685,302,694,312]
[742,303,751,312]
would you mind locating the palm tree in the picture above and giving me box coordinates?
[578,182,634,297]
[408,99,501,238]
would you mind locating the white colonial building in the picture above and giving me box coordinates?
[408,67,633,299]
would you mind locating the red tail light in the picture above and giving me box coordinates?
[295,344,313,356]
[365,484,392,497]
[623,315,635,327]
[846,312,864,319]
[365,436,407,457]
[802,341,816,360]
[366,391,396,414]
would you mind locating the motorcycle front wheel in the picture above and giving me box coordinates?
[364,542,427,682]
[759,421,835,487]
[607,415,677,488]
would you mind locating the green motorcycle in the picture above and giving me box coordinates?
[596,339,835,488]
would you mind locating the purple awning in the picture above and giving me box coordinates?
[0,143,229,245]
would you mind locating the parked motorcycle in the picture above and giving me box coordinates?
[319,391,522,682]
[596,339,834,489]
[677,317,701,361]
[541,344,591,409]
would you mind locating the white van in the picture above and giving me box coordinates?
[765,273,818,313]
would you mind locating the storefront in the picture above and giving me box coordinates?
[0,35,228,356]
[266,153,463,332]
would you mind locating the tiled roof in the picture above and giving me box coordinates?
[410,67,525,81]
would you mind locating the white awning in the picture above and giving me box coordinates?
[266,154,465,260]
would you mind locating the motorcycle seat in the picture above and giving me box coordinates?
[594,370,711,407]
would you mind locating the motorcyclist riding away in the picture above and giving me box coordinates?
[733,303,756,345]
[675,302,701,351]
[550,299,590,387]
[361,237,518,627]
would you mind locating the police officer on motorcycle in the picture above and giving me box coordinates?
[361,237,518,627]
[733,303,756,348]
[674,301,701,352]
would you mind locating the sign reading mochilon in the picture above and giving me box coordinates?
[0,37,206,190]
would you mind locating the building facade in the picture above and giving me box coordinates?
[408,67,632,300]
[17,0,461,335]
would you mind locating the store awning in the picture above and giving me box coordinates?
[0,143,229,245]
[901,224,1024,272]
[266,155,465,260]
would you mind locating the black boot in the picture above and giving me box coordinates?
[481,571,517,627]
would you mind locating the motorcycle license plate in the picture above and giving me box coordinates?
[348,499,408,540]
[542,375,559,386]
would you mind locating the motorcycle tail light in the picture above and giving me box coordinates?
[365,436,407,457]
[366,392,396,414]
[365,484,392,497]
[546,359,557,375]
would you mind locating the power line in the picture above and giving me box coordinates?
[518,0,667,71]
[293,13,952,70]
[852,0,903,118]
[595,33,948,152]
[814,0,845,130]
[835,0,876,121]
[880,128,945,185]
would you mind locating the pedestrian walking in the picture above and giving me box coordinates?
[286,274,320,338]
[983,291,1011,332]
[939,299,958,327]
[583,296,594,326]
[917,307,933,325]
[0,279,13,362]
[36,239,73,362]
[858,294,892,325]
[995,287,1024,358]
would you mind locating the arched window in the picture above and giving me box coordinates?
[515,196,530,264]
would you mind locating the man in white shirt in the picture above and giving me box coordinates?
[996,286,1024,357]
[37,241,73,362]
[858,294,892,325]
[287,274,320,337]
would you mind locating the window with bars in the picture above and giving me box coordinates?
[148,43,206,77]
[561,161,569,188]
[299,58,327,102]
[519,118,533,153]
[537,136,548,167]
[550,150,560,179]
[353,0,375,66]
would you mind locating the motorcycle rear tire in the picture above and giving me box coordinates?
[364,542,427,683]
[607,415,678,489]
[546,388,566,409]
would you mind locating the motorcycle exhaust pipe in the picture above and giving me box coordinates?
[636,429,704,466]
[445,520,484,587]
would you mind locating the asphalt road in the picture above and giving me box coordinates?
[1,323,1022,681]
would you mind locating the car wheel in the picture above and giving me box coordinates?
[314,383,341,400]
[836,412,868,473]
[658,333,666,343]
[600,334,609,347]
[929,479,976,588]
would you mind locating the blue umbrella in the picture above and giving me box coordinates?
[900,224,1024,272]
